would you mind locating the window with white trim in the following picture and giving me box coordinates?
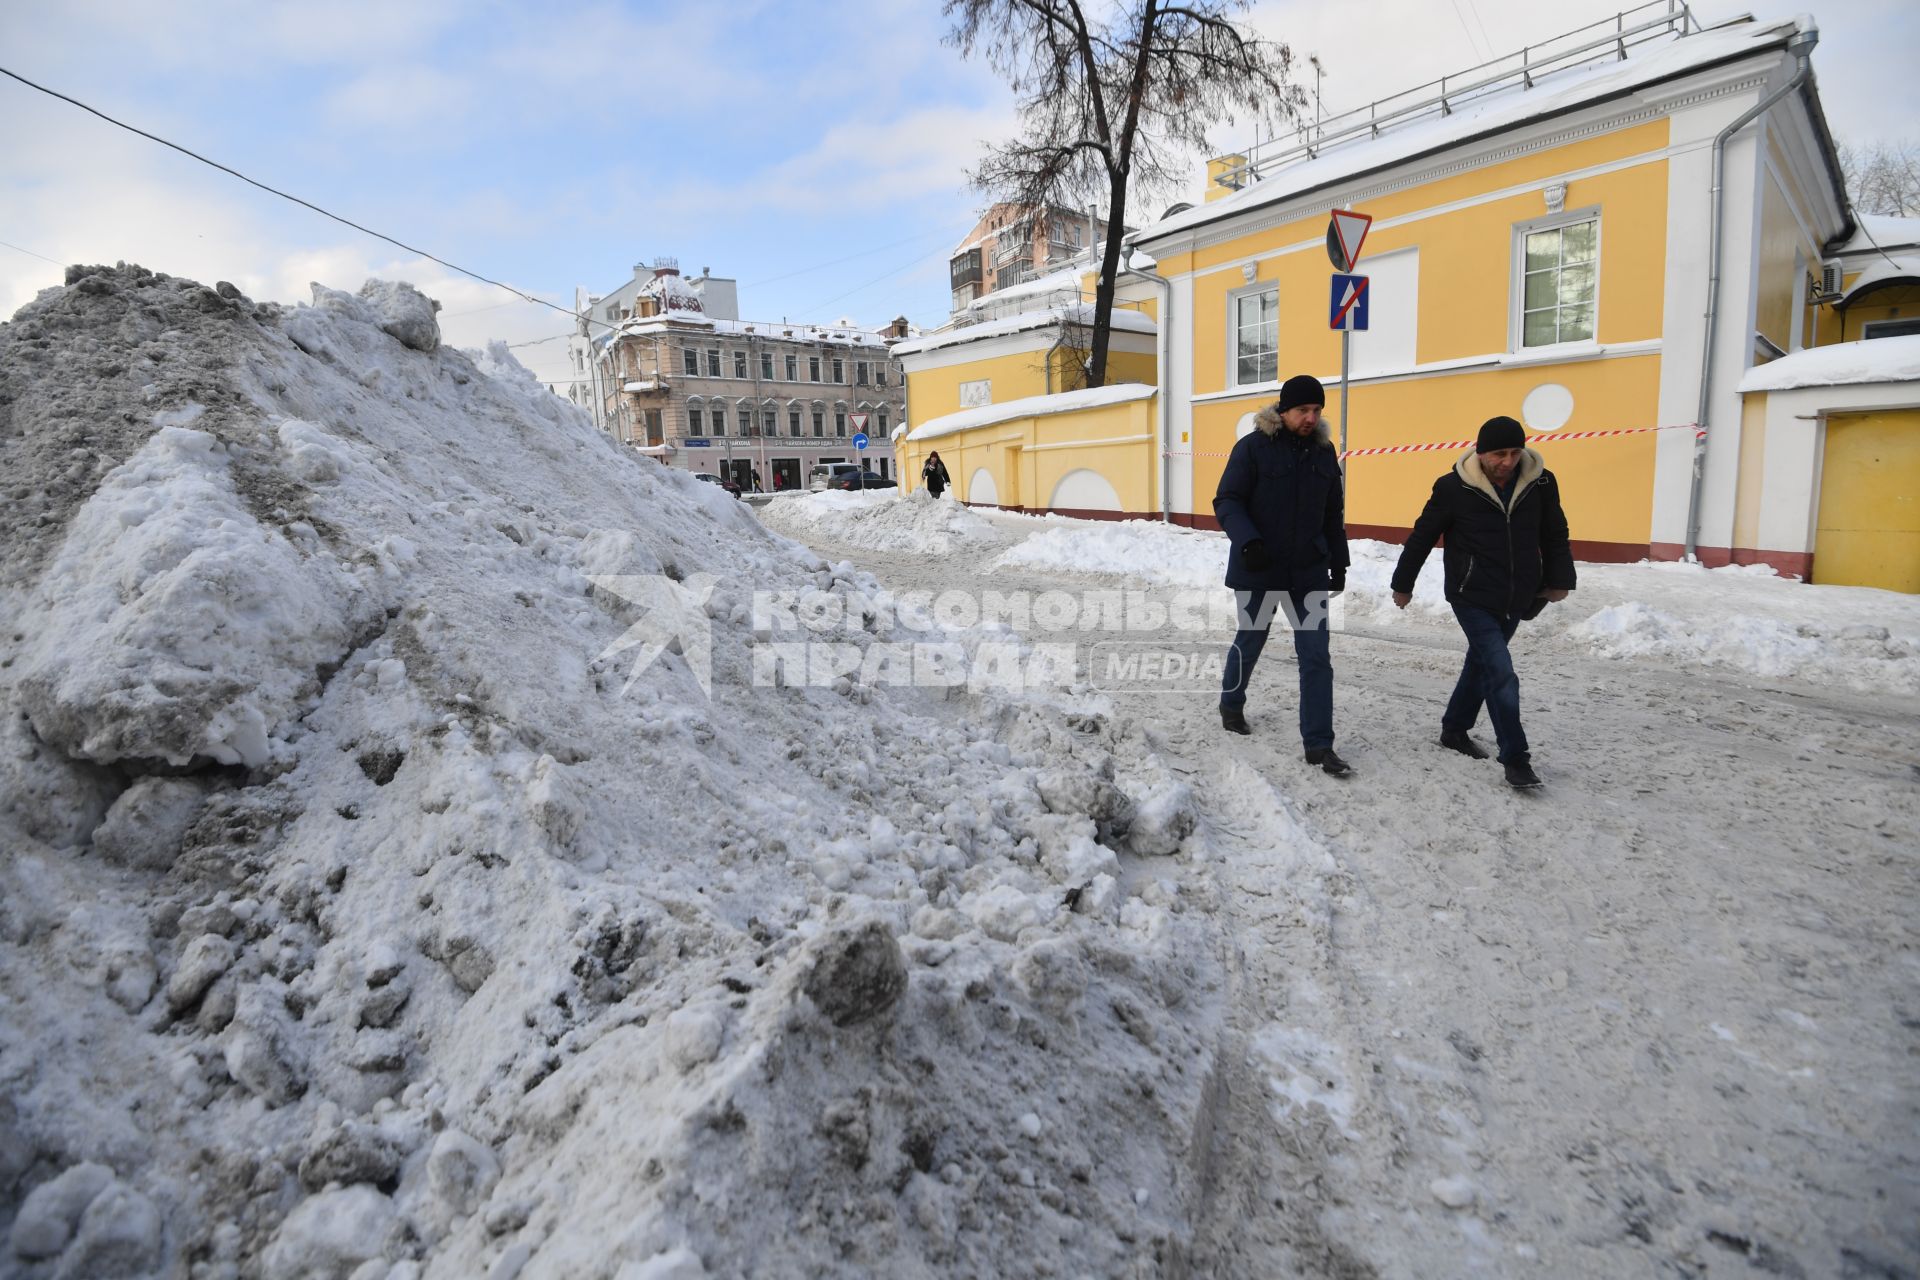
[687,406,704,436]
[1519,215,1597,347]
[809,356,821,382]
[835,409,847,436]
[1231,285,1278,386]
[832,358,845,384]
[812,409,825,437]
[711,406,726,436]
[706,348,721,377]
[761,351,775,379]
[682,347,700,376]
[789,409,802,436]
[733,350,748,380]
[785,353,798,381]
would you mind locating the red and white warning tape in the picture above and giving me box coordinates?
[1163,421,1704,461]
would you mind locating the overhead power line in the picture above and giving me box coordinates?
[0,64,954,341]
[0,64,599,331]
[0,237,65,268]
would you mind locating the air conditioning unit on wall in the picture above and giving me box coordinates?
[1809,264,1842,304]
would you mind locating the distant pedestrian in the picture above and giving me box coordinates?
[923,451,951,498]
[1389,415,1575,789]
[1214,375,1353,777]
[751,466,765,494]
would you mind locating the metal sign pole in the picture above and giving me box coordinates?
[1339,327,1351,484]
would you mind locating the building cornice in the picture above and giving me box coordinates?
[1141,52,1783,261]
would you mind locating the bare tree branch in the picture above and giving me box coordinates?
[947,0,1304,385]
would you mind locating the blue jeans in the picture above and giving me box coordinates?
[1220,587,1334,750]
[1445,603,1529,764]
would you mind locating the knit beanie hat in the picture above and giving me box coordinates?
[1476,415,1527,453]
[1276,375,1325,414]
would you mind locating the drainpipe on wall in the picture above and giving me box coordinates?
[1118,245,1173,522]
[1685,24,1819,560]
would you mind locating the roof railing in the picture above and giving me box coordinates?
[1217,0,1700,191]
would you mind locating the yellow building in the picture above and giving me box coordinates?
[894,261,1161,512]
[1120,6,1916,586]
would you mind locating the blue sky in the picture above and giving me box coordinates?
[2,0,1912,389]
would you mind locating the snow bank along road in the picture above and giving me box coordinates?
[761,492,1920,1277]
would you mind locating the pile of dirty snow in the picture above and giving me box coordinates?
[759,486,1009,555]
[0,266,1226,1279]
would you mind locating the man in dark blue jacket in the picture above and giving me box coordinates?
[1214,374,1353,777]
[1390,416,1576,789]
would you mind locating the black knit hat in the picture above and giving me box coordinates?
[1476,415,1527,453]
[1276,374,1325,414]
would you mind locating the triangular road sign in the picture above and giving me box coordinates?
[1327,209,1373,272]
[850,412,870,431]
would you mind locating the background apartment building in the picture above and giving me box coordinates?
[948,203,1115,314]
[587,263,909,492]
[567,258,739,424]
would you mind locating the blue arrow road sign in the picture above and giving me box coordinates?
[1329,273,1370,331]
[851,432,869,451]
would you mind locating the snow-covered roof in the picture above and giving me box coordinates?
[1737,335,1920,393]
[1838,213,1920,256]
[1137,17,1808,247]
[906,383,1156,442]
[609,312,892,350]
[1839,256,1920,306]
[966,265,1086,312]
[893,305,1157,358]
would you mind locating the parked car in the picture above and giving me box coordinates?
[812,464,896,492]
[694,472,743,498]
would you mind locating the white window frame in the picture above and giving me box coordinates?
[682,347,700,376]
[732,350,748,380]
[1510,208,1601,353]
[1226,281,1279,388]
[785,353,798,381]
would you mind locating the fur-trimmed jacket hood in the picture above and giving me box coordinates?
[1253,403,1335,446]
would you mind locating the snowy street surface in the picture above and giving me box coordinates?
[762,490,1920,1276]
[0,267,1912,1279]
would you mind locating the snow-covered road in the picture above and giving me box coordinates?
[761,495,1920,1278]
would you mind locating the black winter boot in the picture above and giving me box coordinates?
[1440,729,1489,759]
[1304,747,1353,778]
[1503,760,1543,789]
[1221,707,1250,735]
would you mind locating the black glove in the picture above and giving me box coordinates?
[1329,571,1346,594]
[1241,539,1269,572]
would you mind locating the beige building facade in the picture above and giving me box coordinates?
[590,266,908,492]
[948,203,1114,313]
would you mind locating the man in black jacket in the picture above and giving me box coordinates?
[1390,415,1576,789]
[1215,374,1353,777]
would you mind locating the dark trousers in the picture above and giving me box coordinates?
[1220,587,1333,750]
[1445,603,1529,764]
